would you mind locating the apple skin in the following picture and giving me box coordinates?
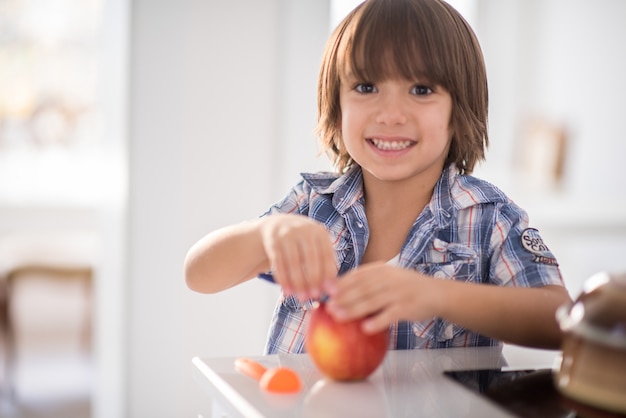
[305,302,389,381]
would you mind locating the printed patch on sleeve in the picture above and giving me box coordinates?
[521,228,558,265]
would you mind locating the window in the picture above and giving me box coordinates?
[0,0,106,205]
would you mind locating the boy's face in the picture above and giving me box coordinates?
[338,74,453,186]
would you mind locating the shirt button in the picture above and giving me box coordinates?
[434,271,446,279]
[357,222,363,228]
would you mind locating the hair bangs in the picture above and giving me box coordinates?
[338,0,442,86]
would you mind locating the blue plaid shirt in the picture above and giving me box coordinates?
[261,164,564,354]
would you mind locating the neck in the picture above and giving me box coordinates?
[359,168,442,263]
[361,167,442,216]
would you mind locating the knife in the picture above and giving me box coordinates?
[258,272,330,302]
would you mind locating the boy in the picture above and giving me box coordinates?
[185,0,571,354]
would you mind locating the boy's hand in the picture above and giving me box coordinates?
[260,214,337,301]
[323,263,569,348]
[324,263,442,334]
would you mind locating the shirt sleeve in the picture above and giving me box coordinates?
[262,179,311,217]
[488,202,564,288]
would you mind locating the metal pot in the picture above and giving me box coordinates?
[555,271,626,414]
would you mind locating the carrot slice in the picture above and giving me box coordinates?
[235,357,267,381]
[235,358,302,393]
[260,367,302,393]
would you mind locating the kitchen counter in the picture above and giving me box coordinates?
[192,346,573,418]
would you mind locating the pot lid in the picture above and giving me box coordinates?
[557,271,626,348]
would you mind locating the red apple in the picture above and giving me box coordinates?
[305,302,389,381]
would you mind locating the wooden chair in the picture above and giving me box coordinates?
[0,230,96,403]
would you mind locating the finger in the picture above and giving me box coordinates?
[267,245,293,295]
[361,309,393,334]
[299,239,321,299]
[329,268,374,303]
[281,241,308,300]
[328,269,391,318]
[318,232,338,281]
[272,237,306,295]
[326,287,380,322]
[307,230,338,298]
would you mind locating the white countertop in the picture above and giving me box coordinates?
[192,346,562,418]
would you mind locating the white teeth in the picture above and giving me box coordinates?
[370,138,413,150]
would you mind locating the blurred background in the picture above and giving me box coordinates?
[0,0,624,417]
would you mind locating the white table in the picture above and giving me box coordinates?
[192,346,562,418]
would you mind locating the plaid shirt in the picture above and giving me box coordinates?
[261,164,564,354]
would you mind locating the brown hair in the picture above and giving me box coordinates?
[316,0,488,174]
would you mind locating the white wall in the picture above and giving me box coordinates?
[474,0,626,296]
[476,0,626,198]
[127,1,329,417]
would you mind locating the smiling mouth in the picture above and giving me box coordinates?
[369,138,415,151]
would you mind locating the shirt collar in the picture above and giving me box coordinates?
[301,163,508,219]
[301,166,364,214]
[430,163,510,227]
[428,164,456,228]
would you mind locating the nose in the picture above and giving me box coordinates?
[375,91,408,126]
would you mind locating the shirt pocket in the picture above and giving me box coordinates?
[416,238,480,282]
[411,239,480,343]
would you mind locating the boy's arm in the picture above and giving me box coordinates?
[185,214,337,296]
[432,280,570,349]
[184,218,270,294]
[325,264,572,349]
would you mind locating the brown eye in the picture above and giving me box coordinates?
[355,83,377,94]
[411,85,433,96]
